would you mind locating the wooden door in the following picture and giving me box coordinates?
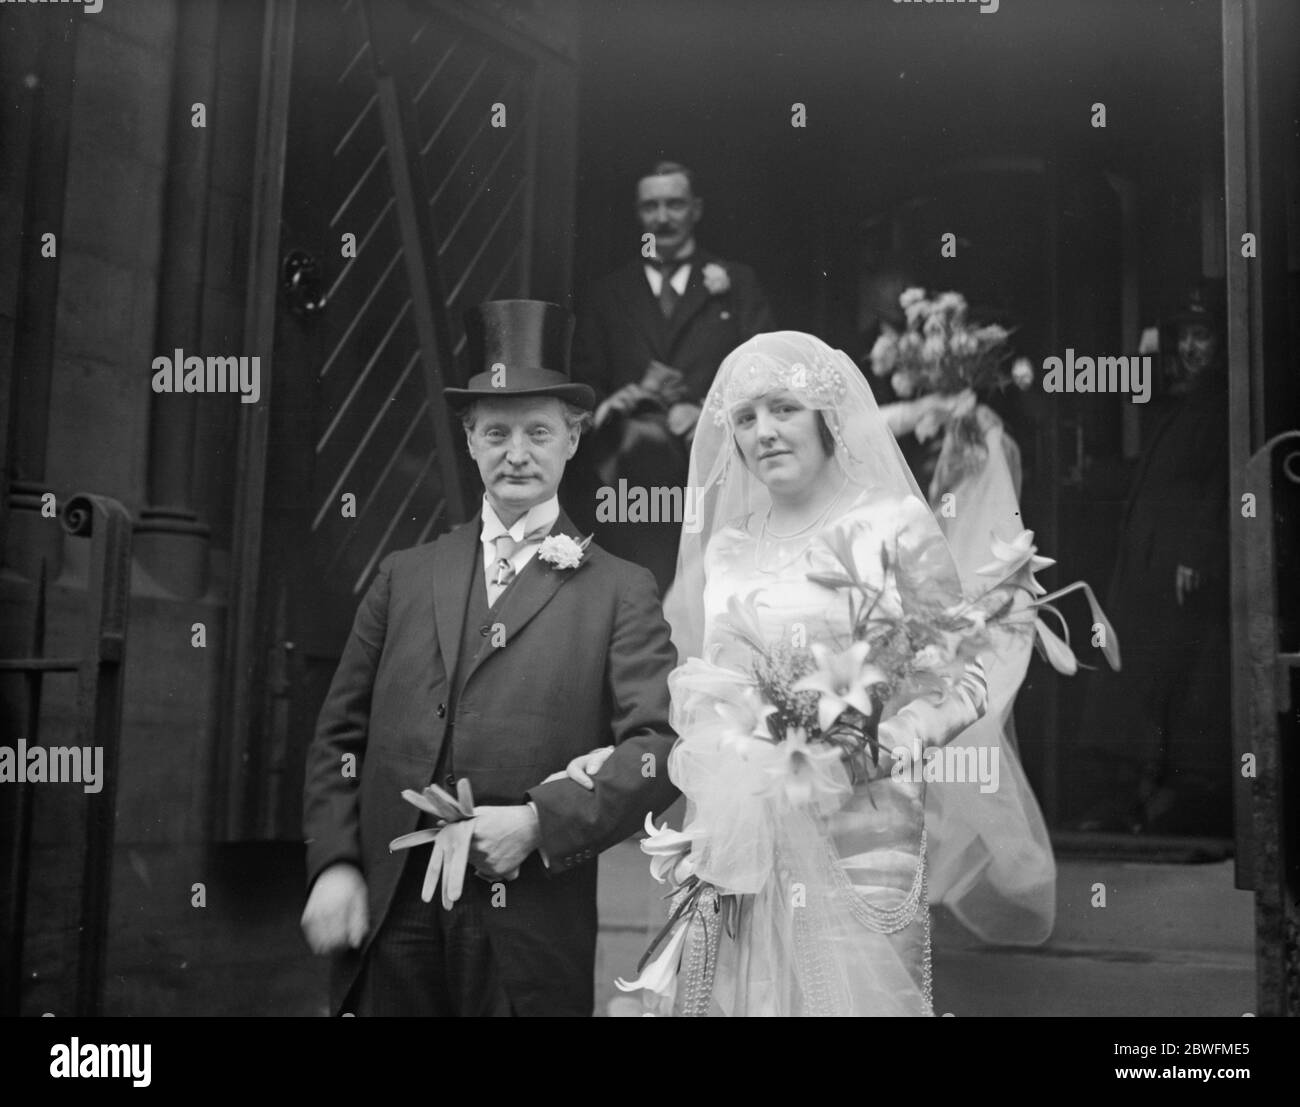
[218,0,578,841]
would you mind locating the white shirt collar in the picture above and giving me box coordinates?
[645,238,696,268]
[480,494,560,546]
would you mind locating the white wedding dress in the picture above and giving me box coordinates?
[669,490,950,1015]
[650,331,1058,1017]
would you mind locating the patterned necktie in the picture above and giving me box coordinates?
[656,258,687,318]
[490,525,550,589]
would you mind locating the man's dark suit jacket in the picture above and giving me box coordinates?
[564,250,773,587]
[571,248,773,404]
[302,509,679,1016]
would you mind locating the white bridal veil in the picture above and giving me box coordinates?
[925,406,1056,945]
[663,332,1055,956]
[666,331,933,658]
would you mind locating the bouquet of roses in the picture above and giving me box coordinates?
[870,288,1015,400]
[870,287,1036,496]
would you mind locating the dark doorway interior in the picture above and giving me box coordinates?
[572,0,1227,832]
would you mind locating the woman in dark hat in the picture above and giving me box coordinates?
[1076,285,1231,836]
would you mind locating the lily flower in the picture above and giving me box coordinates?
[970,531,1121,672]
[638,813,697,887]
[716,591,770,652]
[976,529,1056,595]
[759,727,851,807]
[714,686,779,750]
[1034,614,1079,675]
[614,912,691,999]
[793,641,888,730]
[1032,581,1122,671]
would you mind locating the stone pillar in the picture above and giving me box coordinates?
[1,13,78,581]
[135,0,221,600]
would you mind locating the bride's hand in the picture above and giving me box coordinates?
[947,388,977,419]
[541,746,616,790]
[915,389,977,442]
[955,658,989,717]
[929,388,976,420]
[878,661,989,754]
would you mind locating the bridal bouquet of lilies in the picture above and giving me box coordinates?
[706,523,1119,809]
[617,525,1119,1008]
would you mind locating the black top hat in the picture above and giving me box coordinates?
[444,299,595,411]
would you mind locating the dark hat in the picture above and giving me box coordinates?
[444,299,595,411]
[1161,283,1223,334]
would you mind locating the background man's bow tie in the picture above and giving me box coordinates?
[652,256,690,273]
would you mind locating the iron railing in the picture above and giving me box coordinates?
[0,493,132,1016]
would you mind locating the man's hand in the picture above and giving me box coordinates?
[593,362,691,429]
[666,401,702,440]
[300,862,369,956]
[593,382,654,428]
[644,361,689,405]
[1175,563,1201,605]
[469,805,540,878]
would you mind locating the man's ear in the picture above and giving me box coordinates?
[565,425,581,459]
[464,426,478,459]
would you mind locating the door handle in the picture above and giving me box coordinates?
[281,249,327,317]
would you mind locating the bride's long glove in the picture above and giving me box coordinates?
[877,660,988,759]
[881,389,976,439]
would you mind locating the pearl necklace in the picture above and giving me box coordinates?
[754,475,850,574]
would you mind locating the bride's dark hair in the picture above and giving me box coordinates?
[814,412,836,455]
[732,409,836,463]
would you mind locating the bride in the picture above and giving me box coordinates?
[564,332,1071,1015]
[661,331,990,1015]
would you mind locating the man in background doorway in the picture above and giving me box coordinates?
[567,161,772,593]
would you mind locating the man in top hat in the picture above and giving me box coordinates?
[1077,284,1231,836]
[567,161,773,592]
[300,299,680,1016]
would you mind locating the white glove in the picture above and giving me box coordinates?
[879,660,988,757]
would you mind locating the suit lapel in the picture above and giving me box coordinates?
[460,511,587,689]
[431,514,481,684]
[613,261,669,360]
[665,250,717,350]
